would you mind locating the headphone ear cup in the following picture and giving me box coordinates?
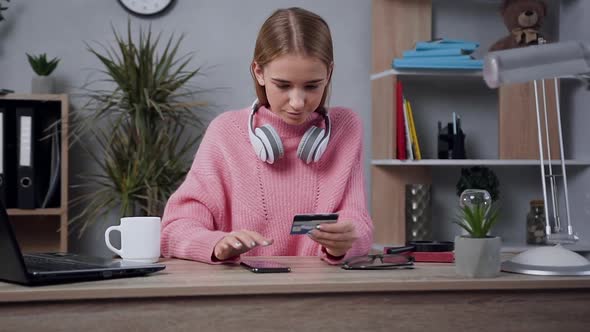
[297,126,325,164]
[255,125,284,164]
[313,136,329,162]
[250,134,268,162]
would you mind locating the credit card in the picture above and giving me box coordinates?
[290,213,338,235]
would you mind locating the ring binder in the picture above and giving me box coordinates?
[0,109,5,205]
[16,108,35,209]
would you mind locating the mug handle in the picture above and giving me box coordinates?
[105,225,123,257]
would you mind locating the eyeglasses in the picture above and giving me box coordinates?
[342,254,415,270]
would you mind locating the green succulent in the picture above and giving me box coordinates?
[454,203,500,238]
[26,53,61,76]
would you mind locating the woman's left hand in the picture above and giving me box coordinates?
[307,220,358,257]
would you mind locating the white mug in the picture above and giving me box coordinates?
[105,216,161,263]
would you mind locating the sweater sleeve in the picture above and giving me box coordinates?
[160,115,236,264]
[321,111,374,265]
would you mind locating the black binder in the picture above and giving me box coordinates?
[0,106,17,208]
[16,108,35,209]
[37,111,60,208]
[0,107,5,205]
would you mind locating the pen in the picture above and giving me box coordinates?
[452,112,457,135]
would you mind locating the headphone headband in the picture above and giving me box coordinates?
[248,100,331,164]
[249,100,331,135]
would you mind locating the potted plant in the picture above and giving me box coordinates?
[69,22,209,235]
[26,53,60,94]
[453,191,502,278]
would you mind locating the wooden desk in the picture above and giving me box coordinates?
[1,257,590,331]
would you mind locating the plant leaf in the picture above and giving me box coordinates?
[454,203,500,238]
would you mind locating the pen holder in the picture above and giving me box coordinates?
[452,131,466,159]
[437,122,466,159]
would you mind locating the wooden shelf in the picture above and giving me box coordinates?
[372,159,590,166]
[370,0,564,245]
[0,93,66,101]
[9,216,63,253]
[371,0,433,245]
[0,93,69,252]
[370,69,582,82]
[371,68,483,81]
[7,208,64,216]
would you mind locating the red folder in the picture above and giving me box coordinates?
[395,80,406,160]
[384,246,455,263]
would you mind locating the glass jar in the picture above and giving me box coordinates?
[458,189,492,236]
[526,200,546,245]
[459,189,492,210]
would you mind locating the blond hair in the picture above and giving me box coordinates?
[251,7,333,113]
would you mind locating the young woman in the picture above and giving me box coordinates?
[161,7,373,264]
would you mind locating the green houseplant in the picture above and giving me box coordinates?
[69,22,208,235]
[27,53,60,93]
[0,0,9,22]
[453,190,502,278]
[456,166,500,202]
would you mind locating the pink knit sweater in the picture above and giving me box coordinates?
[160,105,373,264]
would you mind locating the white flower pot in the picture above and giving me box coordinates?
[454,235,501,278]
[31,76,55,94]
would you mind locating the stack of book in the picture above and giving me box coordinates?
[392,39,483,70]
[395,80,421,161]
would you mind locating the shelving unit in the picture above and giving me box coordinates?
[370,0,586,246]
[371,68,581,81]
[371,68,483,80]
[0,94,69,252]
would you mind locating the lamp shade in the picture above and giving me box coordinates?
[483,41,590,88]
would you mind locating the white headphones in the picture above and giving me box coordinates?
[248,100,331,164]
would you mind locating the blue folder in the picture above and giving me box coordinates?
[400,55,473,61]
[415,40,480,52]
[392,58,483,69]
[403,49,473,57]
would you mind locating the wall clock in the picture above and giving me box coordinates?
[119,0,174,17]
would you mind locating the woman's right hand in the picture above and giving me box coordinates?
[213,230,273,261]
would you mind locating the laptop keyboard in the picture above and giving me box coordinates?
[23,255,105,272]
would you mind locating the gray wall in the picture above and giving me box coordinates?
[1,0,588,255]
[0,0,372,256]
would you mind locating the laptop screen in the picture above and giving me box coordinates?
[0,201,31,283]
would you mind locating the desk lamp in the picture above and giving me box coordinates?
[483,40,590,276]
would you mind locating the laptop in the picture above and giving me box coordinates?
[0,202,166,286]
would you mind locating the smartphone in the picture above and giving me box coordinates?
[240,260,291,273]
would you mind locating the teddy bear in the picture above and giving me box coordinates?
[489,0,547,52]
